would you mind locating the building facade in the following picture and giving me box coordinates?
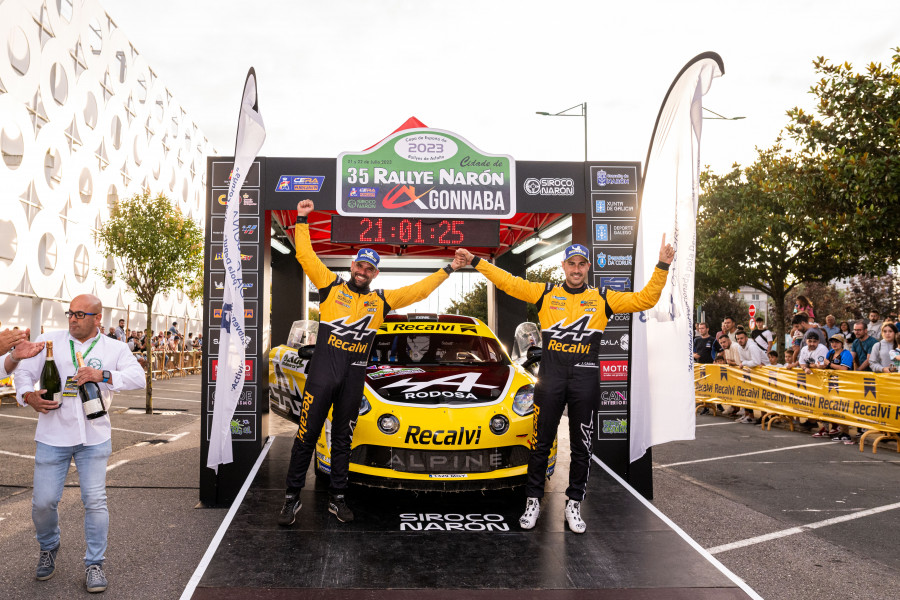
[0,0,215,337]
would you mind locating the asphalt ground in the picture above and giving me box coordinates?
[651,412,900,600]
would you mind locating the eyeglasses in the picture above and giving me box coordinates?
[65,311,98,320]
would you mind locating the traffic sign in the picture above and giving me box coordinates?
[749,304,756,318]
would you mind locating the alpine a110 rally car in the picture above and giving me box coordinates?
[269,314,555,490]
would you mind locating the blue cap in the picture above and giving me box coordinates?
[354,248,380,269]
[564,244,590,262]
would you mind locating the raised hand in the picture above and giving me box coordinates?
[455,248,474,266]
[10,338,44,361]
[659,234,675,264]
[450,253,467,271]
[296,199,314,217]
[0,328,28,356]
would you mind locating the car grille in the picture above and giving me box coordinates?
[350,445,530,474]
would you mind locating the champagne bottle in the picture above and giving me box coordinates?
[75,351,107,420]
[39,341,62,409]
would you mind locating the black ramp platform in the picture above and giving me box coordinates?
[191,436,753,599]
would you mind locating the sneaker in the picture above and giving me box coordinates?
[827,428,840,436]
[844,436,859,446]
[519,497,540,530]
[328,493,354,523]
[736,408,746,417]
[36,545,59,581]
[744,418,760,425]
[85,564,107,593]
[565,499,587,534]
[832,433,852,443]
[812,428,829,437]
[277,494,302,527]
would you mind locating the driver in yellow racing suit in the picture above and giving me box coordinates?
[457,237,673,533]
[279,199,465,526]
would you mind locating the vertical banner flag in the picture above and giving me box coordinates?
[208,69,266,472]
[630,53,724,463]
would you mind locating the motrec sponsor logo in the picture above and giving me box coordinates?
[523,177,575,196]
[600,361,628,381]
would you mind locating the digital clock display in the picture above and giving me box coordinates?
[330,216,500,247]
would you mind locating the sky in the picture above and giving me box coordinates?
[99,0,898,312]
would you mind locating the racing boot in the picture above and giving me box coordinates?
[519,497,541,530]
[278,493,302,526]
[328,492,355,523]
[565,499,586,534]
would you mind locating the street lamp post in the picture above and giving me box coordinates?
[536,102,588,161]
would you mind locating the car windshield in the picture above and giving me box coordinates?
[370,333,509,366]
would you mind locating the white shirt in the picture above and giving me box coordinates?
[14,329,146,447]
[797,344,829,368]
[0,353,11,380]
[737,340,769,367]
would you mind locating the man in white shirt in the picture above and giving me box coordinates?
[735,330,768,368]
[786,332,829,370]
[14,294,145,593]
[114,319,126,342]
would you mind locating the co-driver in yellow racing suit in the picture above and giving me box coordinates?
[280,209,460,524]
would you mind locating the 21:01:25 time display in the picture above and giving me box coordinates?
[330,216,500,247]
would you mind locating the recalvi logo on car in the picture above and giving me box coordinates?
[405,425,482,445]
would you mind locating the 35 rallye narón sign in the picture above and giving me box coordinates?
[337,128,515,219]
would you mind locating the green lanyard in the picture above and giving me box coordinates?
[70,336,101,370]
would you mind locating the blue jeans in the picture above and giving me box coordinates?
[32,439,111,567]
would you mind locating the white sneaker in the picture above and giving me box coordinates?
[519,497,540,530]
[565,499,586,534]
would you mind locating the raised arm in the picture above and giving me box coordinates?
[294,199,339,289]
[458,249,547,304]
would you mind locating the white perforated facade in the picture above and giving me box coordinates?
[0,0,216,336]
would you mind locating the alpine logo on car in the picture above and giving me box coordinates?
[405,425,482,445]
[380,372,496,400]
[546,315,593,342]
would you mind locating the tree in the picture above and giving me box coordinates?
[445,264,564,324]
[843,274,900,319]
[696,145,850,359]
[782,282,849,328]
[696,289,748,333]
[785,48,900,270]
[95,192,203,413]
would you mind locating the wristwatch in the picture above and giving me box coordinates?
[102,370,111,384]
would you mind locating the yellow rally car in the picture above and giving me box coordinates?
[269,314,555,490]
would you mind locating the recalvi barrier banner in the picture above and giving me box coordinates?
[695,365,900,432]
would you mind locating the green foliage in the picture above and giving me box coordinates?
[696,289,748,333]
[94,191,204,305]
[308,306,320,321]
[843,274,900,319]
[781,282,849,329]
[785,48,900,269]
[444,264,564,324]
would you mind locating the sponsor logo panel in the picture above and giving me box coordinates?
[207,386,256,412]
[206,413,257,442]
[596,413,628,440]
[600,360,628,381]
[594,251,633,274]
[398,513,509,532]
[208,271,259,299]
[211,161,261,188]
[276,175,326,193]
[591,192,638,218]
[590,165,637,192]
[208,358,255,383]
[598,332,630,356]
[208,327,258,355]
[209,300,258,328]
[209,247,259,274]
[593,220,635,244]
[523,177,575,197]
[211,189,260,215]
[210,216,260,243]
[599,388,628,412]
[595,276,632,293]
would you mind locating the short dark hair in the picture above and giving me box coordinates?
[792,313,810,325]
[735,330,747,338]
[807,331,820,341]
[723,316,734,322]
[768,351,778,358]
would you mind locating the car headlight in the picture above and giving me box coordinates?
[489,414,509,435]
[512,384,535,416]
[377,414,400,435]
[359,396,371,416]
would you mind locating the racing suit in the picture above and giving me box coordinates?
[472,256,669,501]
[285,218,455,494]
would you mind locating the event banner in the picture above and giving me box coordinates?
[336,128,515,218]
[695,365,900,432]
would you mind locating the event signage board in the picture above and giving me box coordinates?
[337,128,515,218]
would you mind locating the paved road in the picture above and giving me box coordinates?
[651,414,900,600]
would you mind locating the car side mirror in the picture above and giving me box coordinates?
[297,345,315,360]
[521,346,542,370]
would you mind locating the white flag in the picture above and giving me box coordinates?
[630,53,723,463]
[208,69,266,472]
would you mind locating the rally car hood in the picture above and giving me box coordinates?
[365,364,514,406]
